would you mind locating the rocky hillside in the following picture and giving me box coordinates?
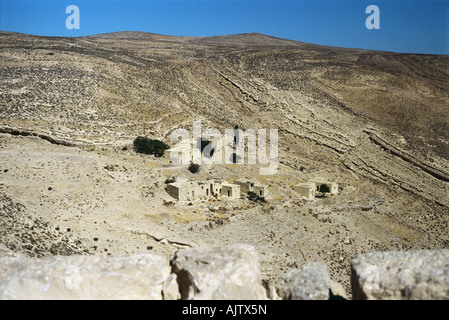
[0,31,448,297]
[0,192,88,257]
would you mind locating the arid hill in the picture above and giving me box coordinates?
[1,31,448,296]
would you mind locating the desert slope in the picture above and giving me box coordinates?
[0,31,448,295]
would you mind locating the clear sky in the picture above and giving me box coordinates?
[0,0,448,55]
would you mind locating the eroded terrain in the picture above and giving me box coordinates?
[1,31,448,295]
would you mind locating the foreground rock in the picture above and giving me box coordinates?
[3,245,448,300]
[275,262,330,300]
[170,244,267,300]
[351,249,449,300]
[0,254,170,300]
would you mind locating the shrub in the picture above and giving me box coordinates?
[319,184,331,194]
[247,191,267,204]
[133,136,169,157]
[165,177,177,184]
[188,163,200,174]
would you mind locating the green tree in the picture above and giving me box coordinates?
[188,163,201,174]
[133,136,169,157]
[317,184,331,197]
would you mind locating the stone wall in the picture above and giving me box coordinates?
[351,249,449,300]
[0,245,448,300]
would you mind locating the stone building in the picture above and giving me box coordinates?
[166,181,203,202]
[234,180,255,193]
[254,185,269,198]
[308,177,339,195]
[294,182,316,201]
[204,179,223,197]
[293,177,339,200]
[166,178,270,202]
[235,180,269,198]
[166,179,241,201]
[221,184,241,199]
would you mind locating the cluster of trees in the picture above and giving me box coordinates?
[133,136,169,157]
[133,136,202,174]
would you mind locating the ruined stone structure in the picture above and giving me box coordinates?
[254,185,269,198]
[235,180,269,198]
[167,179,269,201]
[205,179,222,197]
[294,182,316,201]
[166,181,203,202]
[166,179,239,201]
[235,180,255,193]
[309,177,339,195]
[294,177,339,200]
[221,184,241,199]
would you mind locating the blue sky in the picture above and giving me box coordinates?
[0,0,448,54]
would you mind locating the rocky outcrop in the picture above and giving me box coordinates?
[364,130,449,183]
[170,244,267,300]
[0,244,270,300]
[0,254,171,300]
[162,273,181,300]
[1,246,449,300]
[351,249,449,300]
[275,262,330,300]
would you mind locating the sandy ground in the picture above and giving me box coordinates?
[1,32,448,297]
[1,132,447,296]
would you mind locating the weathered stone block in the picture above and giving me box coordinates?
[163,273,180,300]
[351,249,449,300]
[170,244,267,300]
[0,254,170,300]
[275,262,330,300]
